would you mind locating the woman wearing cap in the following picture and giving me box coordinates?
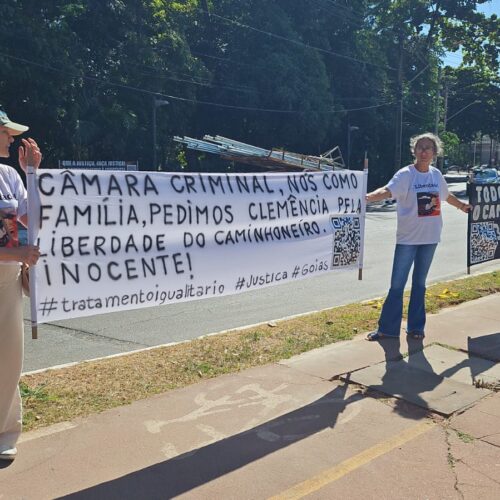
[365,133,470,342]
[0,106,41,460]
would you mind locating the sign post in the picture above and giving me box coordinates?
[358,152,369,280]
[26,165,40,339]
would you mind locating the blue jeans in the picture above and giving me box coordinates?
[378,243,437,337]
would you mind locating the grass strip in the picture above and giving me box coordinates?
[21,271,499,431]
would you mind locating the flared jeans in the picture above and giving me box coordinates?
[378,243,437,337]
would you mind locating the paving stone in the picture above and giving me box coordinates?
[348,359,491,416]
[280,337,403,380]
[1,367,424,499]
[450,393,500,447]
[473,391,500,417]
[408,344,500,386]
[447,429,500,500]
[424,295,500,361]
[312,425,459,500]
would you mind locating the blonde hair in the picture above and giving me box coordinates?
[410,133,443,157]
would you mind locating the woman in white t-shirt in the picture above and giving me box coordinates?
[0,106,41,460]
[365,133,470,341]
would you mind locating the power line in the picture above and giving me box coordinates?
[190,50,255,70]
[334,97,386,101]
[0,52,394,115]
[403,107,429,120]
[407,64,430,84]
[198,8,396,71]
[125,62,255,94]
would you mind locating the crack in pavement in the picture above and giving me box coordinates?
[479,439,500,449]
[445,422,500,497]
[449,424,498,442]
[25,320,149,348]
[454,457,500,487]
[476,431,500,440]
[444,426,465,500]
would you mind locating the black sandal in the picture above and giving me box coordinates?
[367,331,384,341]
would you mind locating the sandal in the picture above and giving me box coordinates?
[366,331,397,341]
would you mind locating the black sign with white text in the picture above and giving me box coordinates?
[467,182,500,267]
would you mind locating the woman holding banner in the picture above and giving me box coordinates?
[0,106,41,460]
[365,133,470,341]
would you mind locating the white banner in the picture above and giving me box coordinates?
[29,170,367,324]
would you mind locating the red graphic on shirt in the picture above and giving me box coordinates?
[417,192,441,217]
[0,209,19,247]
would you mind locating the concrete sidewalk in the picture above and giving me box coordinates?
[1,295,500,499]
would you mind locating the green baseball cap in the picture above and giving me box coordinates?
[0,106,29,136]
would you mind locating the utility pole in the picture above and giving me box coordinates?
[347,114,351,169]
[152,96,169,170]
[347,117,360,170]
[434,66,441,135]
[479,133,483,166]
[394,32,404,171]
[152,97,157,170]
[442,79,449,133]
[438,78,449,172]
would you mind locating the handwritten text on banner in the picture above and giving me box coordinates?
[31,170,366,323]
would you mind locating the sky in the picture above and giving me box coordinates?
[443,0,499,67]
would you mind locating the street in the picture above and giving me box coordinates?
[23,182,500,372]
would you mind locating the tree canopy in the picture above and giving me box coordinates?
[0,1,498,185]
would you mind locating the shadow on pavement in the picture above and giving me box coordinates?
[58,333,499,498]
[436,333,500,385]
[467,333,500,363]
[365,336,440,417]
[58,380,365,499]
[357,331,500,418]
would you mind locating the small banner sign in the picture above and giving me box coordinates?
[28,170,367,324]
[58,160,139,171]
[467,182,500,267]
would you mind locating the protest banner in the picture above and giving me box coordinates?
[27,170,367,326]
[467,182,500,269]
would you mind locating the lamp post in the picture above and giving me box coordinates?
[152,96,169,170]
[347,124,359,169]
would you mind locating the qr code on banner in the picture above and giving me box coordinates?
[330,215,361,268]
[470,222,500,264]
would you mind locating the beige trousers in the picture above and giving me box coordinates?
[0,264,23,448]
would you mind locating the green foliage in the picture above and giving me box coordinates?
[441,131,466,165]
[441,131,460,151]
[20,381,54,402]
[444,66,499,141]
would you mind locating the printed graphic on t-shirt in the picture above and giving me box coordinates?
[417,192,440,217]
[0,208,19,247]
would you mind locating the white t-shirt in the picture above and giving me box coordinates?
[386,164,449,244]
[0,163,27,264]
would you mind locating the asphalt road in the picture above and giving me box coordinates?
[23,182,500,372]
